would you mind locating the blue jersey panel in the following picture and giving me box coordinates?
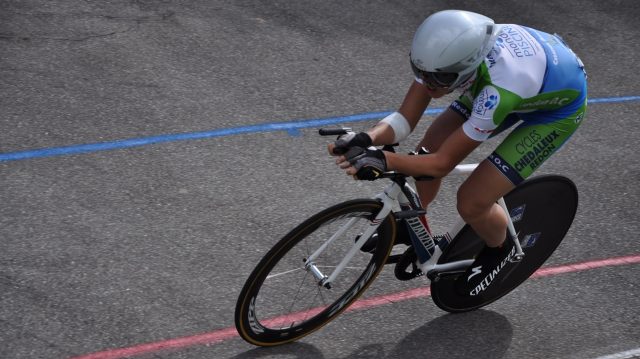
[523,27,587,120]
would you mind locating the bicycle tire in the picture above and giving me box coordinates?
[235,199,396,346]
[431,175,578,313]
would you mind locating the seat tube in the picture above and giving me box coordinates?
[497,197,525,259]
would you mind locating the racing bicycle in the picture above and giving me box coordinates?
[234,128,578,346]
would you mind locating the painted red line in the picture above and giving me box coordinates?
[72,328,239,359]
[71,254,640,359]
[349,287,431,311]
[530,254,640,278]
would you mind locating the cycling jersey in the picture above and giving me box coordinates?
[445,24,587,185]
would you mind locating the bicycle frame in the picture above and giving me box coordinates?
[237,128,580,346]
[305,163,525,289]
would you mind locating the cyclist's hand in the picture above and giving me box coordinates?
[341,146,387,181]
[328,132,372,155]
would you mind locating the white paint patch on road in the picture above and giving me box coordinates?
[593,348,640,359]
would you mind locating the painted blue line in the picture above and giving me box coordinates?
[585,96,640,103]
[1,96,639,163]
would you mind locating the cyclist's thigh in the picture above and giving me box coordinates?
[458,159,516,210]
[488,101,587,185]
[417,107,465,152]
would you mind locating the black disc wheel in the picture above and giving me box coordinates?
[431,175,578,313]
[235,199,395,346]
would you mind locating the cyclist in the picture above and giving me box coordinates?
[328,10,587,296]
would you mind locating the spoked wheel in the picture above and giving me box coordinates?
[234,199,395,346]
[431,175,578,313]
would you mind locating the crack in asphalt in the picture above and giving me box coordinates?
[0,10,175,42]
[0,26,137,42]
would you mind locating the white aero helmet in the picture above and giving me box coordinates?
[410,10,502,89]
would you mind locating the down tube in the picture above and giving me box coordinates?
[306,216,360,264]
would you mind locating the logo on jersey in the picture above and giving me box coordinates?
[450,101,471,119]
[473,126,494,134]
[513,130,561,172]
[489,152,523,185]
[484,95,498,110]
[519,96,571,109]
[496,25,539,58]
[486,48,499,68]
[473,86,500,118]
[489,153,511,175]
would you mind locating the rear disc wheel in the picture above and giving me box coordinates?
[431,175,579,313]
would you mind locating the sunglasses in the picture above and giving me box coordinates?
[410,61,458,89]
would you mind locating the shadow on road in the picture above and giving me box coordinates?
[231,341,326,359]
[382,309,513,359]
[230,309,512,359]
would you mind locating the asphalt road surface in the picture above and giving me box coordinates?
[1,1,639,358]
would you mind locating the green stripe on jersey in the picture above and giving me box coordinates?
[515,89,581,111]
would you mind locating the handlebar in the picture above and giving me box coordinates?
[319,128,434,181]
[319,127,399,152]
[318,128,352,136]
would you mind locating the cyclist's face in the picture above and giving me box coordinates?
[423,83,450,98]
[410,61,456,98]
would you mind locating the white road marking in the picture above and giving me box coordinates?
[593,348,640,359]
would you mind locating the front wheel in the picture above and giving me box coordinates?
[234,199,396,346]
[431,175,579,313]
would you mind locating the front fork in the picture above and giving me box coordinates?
[304,182,402,289]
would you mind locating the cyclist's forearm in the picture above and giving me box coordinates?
[367,122,396,145]
[385,126,481,177]
[398,81,433,126]
[369,81,433,145]
[384,151,450,178]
